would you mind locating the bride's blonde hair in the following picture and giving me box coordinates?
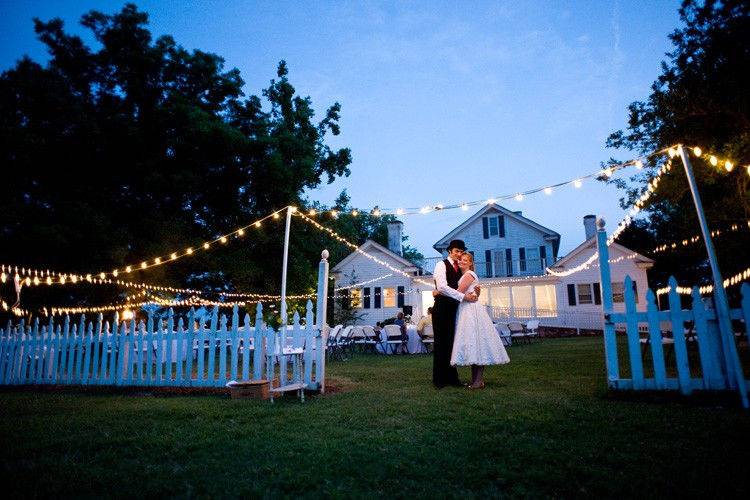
[461,252,475,271]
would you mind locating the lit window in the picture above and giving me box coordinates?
[383,287,397,307]
[577,284,593,304]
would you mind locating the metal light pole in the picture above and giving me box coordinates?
[280,206,294,324]
[676,145,747,406]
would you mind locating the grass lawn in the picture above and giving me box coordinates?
[1,337,749,498]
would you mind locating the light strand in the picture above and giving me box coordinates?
[294,211,433,286]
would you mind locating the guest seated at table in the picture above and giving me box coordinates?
[417,307,433,339]
[394,312,409,354]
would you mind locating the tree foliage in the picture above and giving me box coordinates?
[605,0,749,293]
[0,3,409,314]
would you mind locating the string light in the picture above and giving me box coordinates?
[573,179,582,188]
[656,265,750,296]
[543,187,552,195]
[652,220,750,254]
[293,211,433,287]
[514,193,523,201]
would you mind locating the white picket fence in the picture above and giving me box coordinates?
[0,302,326,391]
[596,225,749,408]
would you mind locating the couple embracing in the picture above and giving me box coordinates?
[432,239,509,389]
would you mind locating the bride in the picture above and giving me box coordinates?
[450,252,510,389]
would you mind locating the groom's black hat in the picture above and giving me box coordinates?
[447,239,467,251]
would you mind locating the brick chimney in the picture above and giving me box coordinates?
[583,214,597,240]
[387,221,403,256]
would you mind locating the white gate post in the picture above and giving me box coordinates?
[315,250,329,393]
[596,217,619,387]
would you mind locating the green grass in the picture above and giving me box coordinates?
[1,337,749,498]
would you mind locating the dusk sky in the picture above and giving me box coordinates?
[1,0,683,257]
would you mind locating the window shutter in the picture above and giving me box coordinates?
[482,217,489,239]
[567,284,577,306]
[485,250,492,277]
[374,287,381,309]
[498,216,505,238]
[519,248,526,272]
[539,245,546,267]
[363,287,371,309]
[505,249,512,276]
[397,286,404,307]
[593,282,601,305]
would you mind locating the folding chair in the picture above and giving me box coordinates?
[384,324,407,354]
[420,324,434,353]
[508,322,528,345]
[525,320,540,342]
[496,324,512,347]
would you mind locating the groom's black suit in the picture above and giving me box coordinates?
[432,258,462,387]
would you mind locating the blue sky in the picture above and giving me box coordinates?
[1,0,682,257]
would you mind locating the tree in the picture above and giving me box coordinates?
[0,4,352,313]
[604,0,749,295]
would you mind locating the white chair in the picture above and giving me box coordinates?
[359,325,380,353]
[325,324,343,360]
[384,324,407,354]
[420,324,434,353]
[496,324,512,347]
[508,321,528,345]
[525,320,540,342]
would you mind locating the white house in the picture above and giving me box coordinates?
[432,203,561,278]
[330,222,433,324]
[331,206,654,330]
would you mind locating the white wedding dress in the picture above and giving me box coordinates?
[451,271,510,366]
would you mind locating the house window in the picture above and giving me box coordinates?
[383,287,397,307]
[577,284,593,304]
[350,288,362,308]
[612,281,639,303]
[488,217,499,236]
[612,282,625,303]
[493,250,505,278]
[525,247,540,273]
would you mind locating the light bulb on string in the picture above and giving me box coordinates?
[141,262,147,269]
[692,147,702,157]
[710,155,718,166]
[486,198,496,205]
[126,266,132,273]
[396,209,404,216]
[724,161,733,172]
[273,213,280,219]
[634,160,643,169]
[220,236,227,244]
[255,221,261,228]
[154,257,161,264]
[573,179,582,188]
[543,187,552,195]
[514,193,523,201]
[309,209,316,216]
[237,229,244,236]
[351,210,358,217]
[203,243,210,250]
[460,203,469,211]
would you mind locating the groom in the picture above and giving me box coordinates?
[431,239,479,388]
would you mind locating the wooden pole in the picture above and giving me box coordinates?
[596,218,619,387]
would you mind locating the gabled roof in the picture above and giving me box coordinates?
[551,237,654,269]
[433,203,561,255]
[331,239,419,273]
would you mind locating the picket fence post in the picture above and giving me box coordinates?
[595,219,619,386]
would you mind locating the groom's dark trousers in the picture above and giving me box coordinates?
[432,259,462,387]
